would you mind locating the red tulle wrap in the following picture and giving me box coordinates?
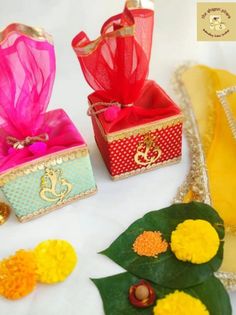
[0,25,84,173]
[72,7,181,134]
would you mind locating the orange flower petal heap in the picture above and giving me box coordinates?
[0,250,37,300]
[133,231,168,257]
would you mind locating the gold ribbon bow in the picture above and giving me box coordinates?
[6,133,49,149]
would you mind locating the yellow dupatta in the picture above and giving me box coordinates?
[174,64,236,277]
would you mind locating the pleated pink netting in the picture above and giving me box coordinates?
[0,27,84,172]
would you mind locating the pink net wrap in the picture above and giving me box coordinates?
[0,25,84,173]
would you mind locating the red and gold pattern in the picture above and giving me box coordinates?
[92,114,183,179]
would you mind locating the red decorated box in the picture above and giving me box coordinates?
[72,1,183,179]
[88,81,182,179]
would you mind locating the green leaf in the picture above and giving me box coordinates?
[101,202,224,288]
[92,273,152,315]
[92,272,232,315]
[186,275,232,315]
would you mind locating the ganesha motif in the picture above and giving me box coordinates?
[134,133,162,167]
[39,168,73,203]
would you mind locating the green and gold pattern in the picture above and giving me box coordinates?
[0,147,96,222]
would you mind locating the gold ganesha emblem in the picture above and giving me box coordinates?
[134,133,162,167]
[40,168,73,203]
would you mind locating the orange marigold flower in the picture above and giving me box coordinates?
[0,250,37,300]
[133,231,168,257]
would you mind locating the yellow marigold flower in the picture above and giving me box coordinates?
[153,290,209,315]
[171,219,220,264]
[0,250,37,300]
[133,231,168,257]
[34,240,77,284]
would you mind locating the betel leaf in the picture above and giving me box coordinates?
[101,202,224,289]
[186,275,232,315]
[92,273,152,315]
[92,272,232,315]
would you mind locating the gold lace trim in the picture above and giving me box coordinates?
[93,114,183,142]
[0,146,88,187]
[126,0,154,9]
[217,86,236,140]
[172,63,236,290]
[215,271,236,291]
[73,25,135,56]
[0,23,53,45]
[172,63,211,205]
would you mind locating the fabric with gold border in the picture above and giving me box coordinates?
[173,63,236,290]
[0,23,53,45]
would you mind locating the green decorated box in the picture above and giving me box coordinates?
[0,146,96,222]
[0,24,96,222]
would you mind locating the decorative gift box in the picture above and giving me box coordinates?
[72,2,183,179]
[0,24,96,222]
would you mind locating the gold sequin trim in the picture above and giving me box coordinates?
[172,63,236,291]
[0,146,88,187]
[73,25,135,56]
[226,226,236,235]
[215,271,236,291]
[112,157,181,180]
[0,23,53,45]
[217,86,236,140]
[93,114,183,142]
[17,187,97,223]
[126,0,154,9]
[172,63,211,205]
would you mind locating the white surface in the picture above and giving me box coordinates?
[0,0,236,314]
